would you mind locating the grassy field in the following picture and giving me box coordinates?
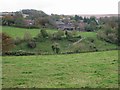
[1,26,57,39]
[2,50,118,88]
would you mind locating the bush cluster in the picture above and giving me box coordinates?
[51,43,60,54]
[3,50,35,56]
[52,30,64,40]
[97,25,118,44]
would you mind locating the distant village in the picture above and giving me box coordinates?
[0,9,117,31]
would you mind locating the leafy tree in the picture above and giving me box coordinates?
[89,21,97,31]
[2,15,14,26]
[35,16,56,28]
[51,44,56,53]
[51,14,61,21]
[74,15,80,21]
[90,16,96,22]
[65,30,68,36]
[84,24,89,31]
[34,29,48,42]
[97,24,118,44]
[98,17,118,28]
[51,43,60,54]
[24,31,32,41]
[22,9,48,19]
[34,32,43,42]
[13,12,25,27]
[65,31,73,39]
[83,17,87,23]
[52,30,64,40]
[40,29,48,38]
[35,17,49,28]
[1,33,15,53]
[79,16,83,20]
[56,46,60,54]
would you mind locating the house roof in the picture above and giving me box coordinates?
[56,21,65,25]
[24,20,35,25]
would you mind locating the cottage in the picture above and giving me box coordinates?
[22,14,29,18]
[24,20,35,26]
[56,21,75,30]
[63,24,75,30]
[0,12,15,17]
[56,21,65,30]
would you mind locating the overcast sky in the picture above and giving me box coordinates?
[0,0,119,15]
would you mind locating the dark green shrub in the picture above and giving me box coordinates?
[51,43,60,54]
[3,50,35,56]
[27,41,36,48]
[40,29,48,38]
[65,31,73,39]
[56,47,60,54]
[76,35,82,38]
[51,44,56,53]
[35,32,44,42]
[52,30,64,40]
